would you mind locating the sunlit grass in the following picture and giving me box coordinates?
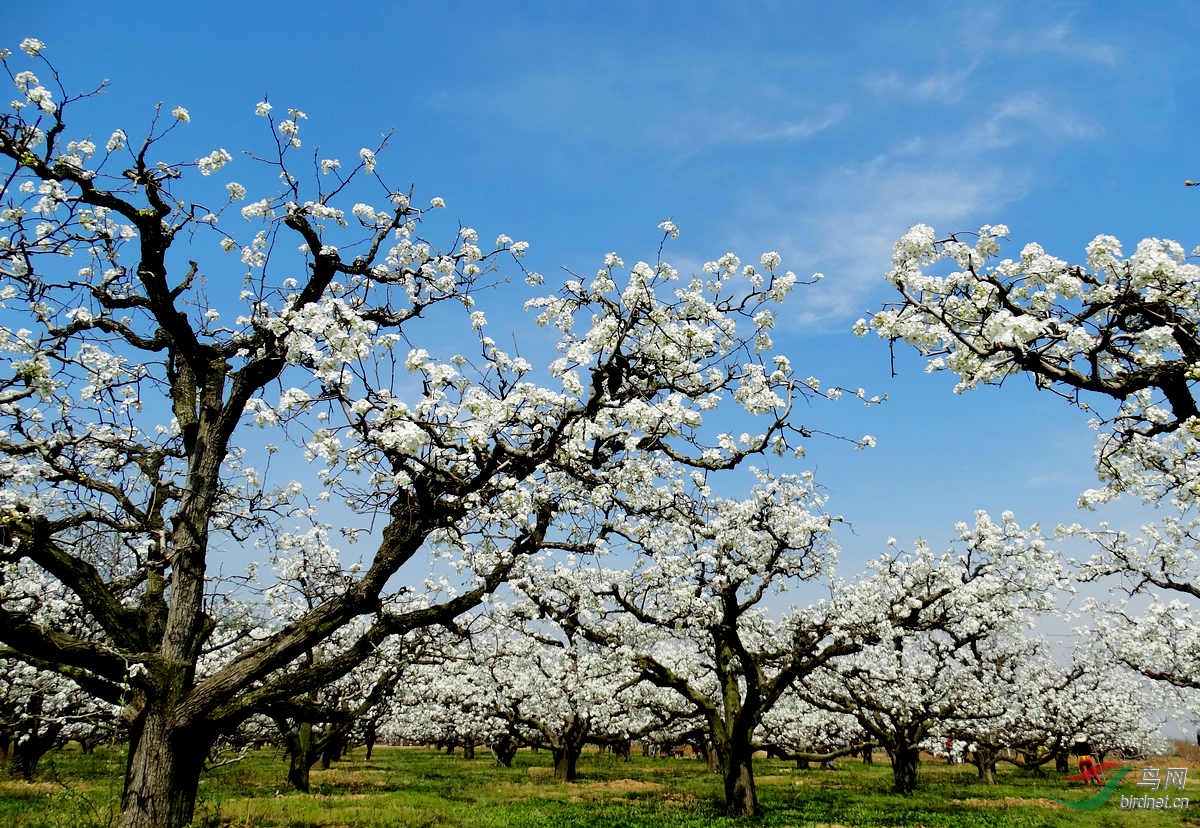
[2,742,1197,826]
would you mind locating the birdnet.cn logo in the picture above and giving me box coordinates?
[1052,762,1190,811]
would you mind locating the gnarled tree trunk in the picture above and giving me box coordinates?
[492,734,518,767]
[888,745,921,795]
[9,692,62,782]
[118,705,210,828]
[973,743,998,785]
[282,721,316,793]
[551,746,579,780]
[721,739,758,816]
[550,715,589,781]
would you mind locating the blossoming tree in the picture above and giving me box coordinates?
[250,527,412,792]
[439,612,644,780]
[0,548,121,778]
[863,224,1200,698]
[519,471,877,816]
[800,512,1065,793]
[943,644,1165,780]
[0,39,828,828]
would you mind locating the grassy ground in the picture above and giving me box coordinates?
[2,742,1197,827]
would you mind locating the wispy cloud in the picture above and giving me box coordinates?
[427,5,1130,332]
[964,92,1103,150]
[783,165,1027,326]
[1000,18,1123,67]
[435,55,849,155]
[862,63,981,104]
[747,104,850,144]
[729,9,1123,328]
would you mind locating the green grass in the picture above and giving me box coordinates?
[2,743,1197,827]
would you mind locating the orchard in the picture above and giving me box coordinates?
[0,35,1192,828]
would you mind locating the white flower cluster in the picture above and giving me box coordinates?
[196,148,232,175]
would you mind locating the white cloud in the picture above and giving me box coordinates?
[964,92,1103,150]
[438,56,848,155]
[791,165,1027,326]
[750,105,850,143]
[862,62,980,104]
[1001,18,1122,67]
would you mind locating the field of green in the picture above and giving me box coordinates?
[2,743,1196,827]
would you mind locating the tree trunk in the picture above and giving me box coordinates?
[462,740,476,760]
[10,739,41,782]
[722,742,758,816]
[364,722,377,761]
[973,744,998,785]
[861,745,873,764]
[1055,750,1069,775]
[9,691,63,782]
[286,723,314,794]
[552,746,580,781]
[705,743,720,774]
[118,707,209,828]
[550,715,588,781]
[287,753,311,792]
[321,729,345,770]
[888,745,920,795]
[492,735,518,767]
[10,723,61,782]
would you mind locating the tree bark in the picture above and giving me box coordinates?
[10,730,56,782]
[888,745,920,795]
[722,742,758,816]
[118,706,209,828]
[549,715,588,781]
[364,721,377,761]
[492,735,518,767]
[9,725,61,781]
[552,746,580,781]
[9,690,63,781]
[973,744,998,785]
[704,742,720,774]
[285,722,314,794]
[320,730,346,770]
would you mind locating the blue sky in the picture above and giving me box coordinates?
[6,2,1196,570]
